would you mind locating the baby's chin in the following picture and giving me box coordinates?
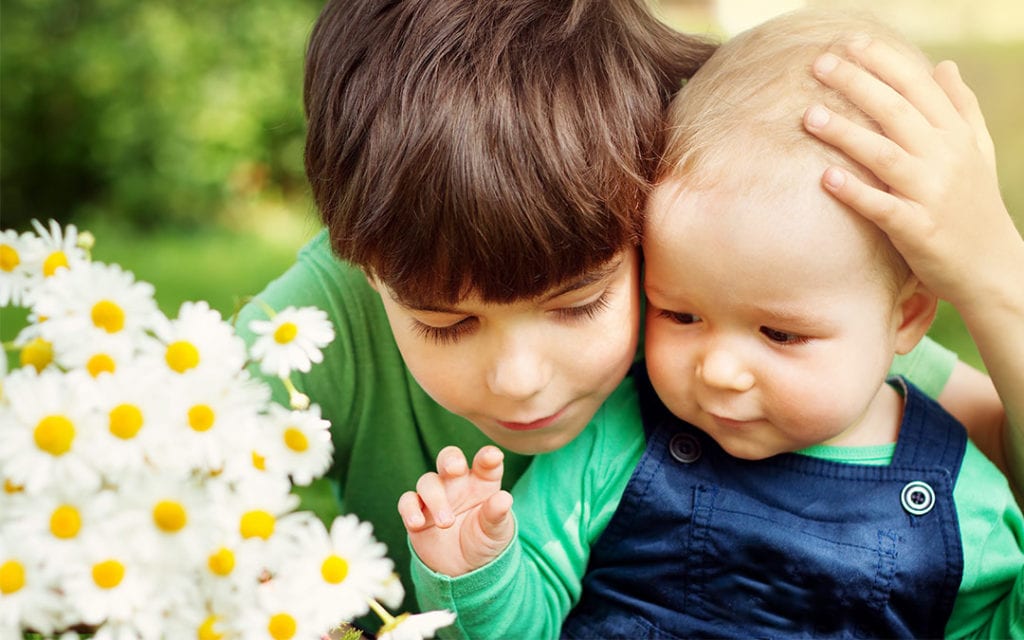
[705,429,788,461]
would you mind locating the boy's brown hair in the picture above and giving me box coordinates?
[304,0,715,304]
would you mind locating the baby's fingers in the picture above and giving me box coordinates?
[398,490,429,532]
[470,491,516,560]
[416,472,456,528]
[470,445,505,483]
[435,445,469,479]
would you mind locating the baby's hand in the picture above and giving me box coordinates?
[397,445,514,577]
[803,35,1023,311]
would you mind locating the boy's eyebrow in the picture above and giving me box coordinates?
[393,258,623,313]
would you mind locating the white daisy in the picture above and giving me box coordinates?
[150,300,246,378]
[248,305,335,378]
[262,403,333,486]
[60,522,161,635]
[213,475,309,576]
[30,261,162,353]
[233,578,329,640]
[29,218,88,280]
[0,529,65,636]
[117,472,213,571]
[0,228,42,307]
[3,483,118,572]
[376,606,456,640]
[276,514,395,625]
[0,367,103,494]
[154,369,267,474]
[377,609,457,640]
[84,363,174,481]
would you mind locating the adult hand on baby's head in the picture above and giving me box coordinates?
[398,445,515,576]
[802,35,1023,311]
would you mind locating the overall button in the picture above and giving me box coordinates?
[900,481,936,515]
[669,432,701,463]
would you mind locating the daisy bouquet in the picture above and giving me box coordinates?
[0,221,455,640]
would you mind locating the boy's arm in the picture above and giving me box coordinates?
[803,37,1024,496]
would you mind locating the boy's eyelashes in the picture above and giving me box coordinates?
[411,317,477,345]
[408,289,615,346]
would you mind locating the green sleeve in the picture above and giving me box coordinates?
[235,230,532,623]
[411,378,645,639]
[946,442,1024,638]
[889,335,958,400]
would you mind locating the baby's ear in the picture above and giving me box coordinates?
[893,277,939,355]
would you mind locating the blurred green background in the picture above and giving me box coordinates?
[2,0,1022,372]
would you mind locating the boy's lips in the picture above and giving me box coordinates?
[497,408,566,432]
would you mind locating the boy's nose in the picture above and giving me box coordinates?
[696,346,755,392]
[487,340,551,400]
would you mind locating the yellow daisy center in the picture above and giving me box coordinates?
[251,450,266,471]
[0,244,19,272]
[267,613,297,640]
[91,299,125,333]
[321,554,349,584]
[198,615,224,640]
[273,322,298,344]
[240,510,275,540]
[34,415,75,456]
[165,340,200,373]
[87,353,117,377]
[153,500,188,533]
[188,404,215,432]
[207,547,235,577]
[283,427,308,453]
[92,559,125,589]
[3,479,24,494]
[109,403,143,439]
[20,337,53,373]
[50,504,82,539]
[42,250,68,277]
[0,560,26,595]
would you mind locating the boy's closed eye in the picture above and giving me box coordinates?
[409,287,617,346]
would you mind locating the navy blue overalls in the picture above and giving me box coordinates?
[562,367,966,639]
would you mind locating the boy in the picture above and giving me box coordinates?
[401,10,1024,638]
[238,0,716,619]
[238,0,1013,624]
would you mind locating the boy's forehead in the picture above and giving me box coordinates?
[386,253,629,311]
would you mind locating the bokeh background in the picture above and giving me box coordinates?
[2,0,1022,371]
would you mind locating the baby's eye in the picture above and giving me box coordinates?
[658,310,702,325]
[760,326,808,345]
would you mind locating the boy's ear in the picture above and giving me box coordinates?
[893,276,939,355]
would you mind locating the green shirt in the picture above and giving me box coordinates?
[237,230,960,622]
[412,377,1024,639]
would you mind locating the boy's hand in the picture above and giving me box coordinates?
[802,35,1024,311]
[397,445,515,577]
